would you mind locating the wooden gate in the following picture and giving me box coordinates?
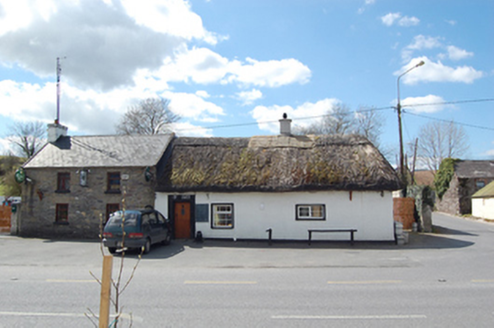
[0,205,11,233]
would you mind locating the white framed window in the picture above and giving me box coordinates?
[211,204,234,229]
[296,204,326,220]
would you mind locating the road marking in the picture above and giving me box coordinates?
[327,280,402,285]
[0,311,86,317]
[0,311,137,320]
[46,279,97,283]
[272,314,427,320]
[472,279,494,283]
[184,280,257,285]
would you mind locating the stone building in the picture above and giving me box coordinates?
[19,124,173,238]
[436,160,494,215]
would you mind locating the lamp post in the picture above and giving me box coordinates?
[396,60,425,189]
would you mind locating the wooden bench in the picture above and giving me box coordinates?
[308,229,357,245]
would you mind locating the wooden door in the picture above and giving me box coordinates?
[174,202,191,239]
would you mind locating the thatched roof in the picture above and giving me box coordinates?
[157,134,401,192]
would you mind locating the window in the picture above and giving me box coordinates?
[55,204,69,223]
[107,172,121,192]
[106,203,120,224]
[296,204,326,220]
[476,180,486,190]
[57,172,70,192]
[211,204,234,229]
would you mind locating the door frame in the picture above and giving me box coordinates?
[168,195,195,239]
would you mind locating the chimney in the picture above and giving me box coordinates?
[47,122,68,143]
[279,113,292,136]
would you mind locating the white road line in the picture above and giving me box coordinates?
[272,314,427,320]
[184,280,257,285]
[0,311,137,320]
[46,279,97,283]
[0,311,86,317]
[327,280,402,285]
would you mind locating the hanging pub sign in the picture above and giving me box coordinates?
[14,168,26,184]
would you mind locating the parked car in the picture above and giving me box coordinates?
[103,207,172,254]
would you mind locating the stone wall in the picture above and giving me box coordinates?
[436,175,460,215]
[19,166,157,239]
[436,175,494,215]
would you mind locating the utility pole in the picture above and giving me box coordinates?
[396,60,425,190]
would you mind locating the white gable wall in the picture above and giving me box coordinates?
[472,197,494,220]
[155,190,395,241]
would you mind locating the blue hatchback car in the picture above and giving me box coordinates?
[102,207,172,254]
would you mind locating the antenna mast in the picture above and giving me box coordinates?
[56,57,63,124]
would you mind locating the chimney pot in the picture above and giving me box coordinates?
[279,114,292,136]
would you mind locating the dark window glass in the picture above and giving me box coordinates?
[56,204,69,222]
[57,172,70,191]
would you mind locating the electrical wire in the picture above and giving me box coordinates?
[173,98,494,133]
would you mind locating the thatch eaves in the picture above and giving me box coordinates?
[157,134,402,192]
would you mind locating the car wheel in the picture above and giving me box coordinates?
[142,239,151,254]
[108,247,116,254]
[162,231,171,245]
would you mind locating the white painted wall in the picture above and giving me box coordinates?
[472,198,494,220]
[155,191,395,241]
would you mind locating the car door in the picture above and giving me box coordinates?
[148,211,163,243]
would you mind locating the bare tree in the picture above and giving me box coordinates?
[116,98,180,135]
[7,121,46,158]
[354,107,384,148]
[415,121,469,173]
[0,154,24,197]
[293,104,355,135]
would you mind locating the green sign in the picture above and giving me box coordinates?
[14,168,26,184]
[11,204,17,213]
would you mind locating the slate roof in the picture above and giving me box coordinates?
[455,160,494,179]
[472,181,494,198]
[24,134,174,168]
[157,134,402,192]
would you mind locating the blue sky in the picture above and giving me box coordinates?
[0,0,493,165]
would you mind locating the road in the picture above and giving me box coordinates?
[1,212,493,327]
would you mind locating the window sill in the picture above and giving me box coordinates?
[104,190,121,194]
[53,221,69,225]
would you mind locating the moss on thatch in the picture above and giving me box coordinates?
[157,134,401,192]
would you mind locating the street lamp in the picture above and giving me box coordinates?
[396,60,425,189]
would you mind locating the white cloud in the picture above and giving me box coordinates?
[236,89,262,105]
[195,90,210,99]
[0,0,214,91]
[401,95,449,113]
[398,16,420,27]
[225,57,311,88]
[173,121,213,137]
[381,13,420,27]
[250,98,339,134]
[397,57,483,85]
[161,91,224,122]
[401,35,474,62]
[358,0,375,14]
[120,0,222,45]
[447,45,474,61]
[381,13,401,26]
[154,47,311,88]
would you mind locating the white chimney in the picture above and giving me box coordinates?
[279,113,292,136]
[47,122,68,143]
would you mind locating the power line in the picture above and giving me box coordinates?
[173,98,493,133]
[404,111,494,132]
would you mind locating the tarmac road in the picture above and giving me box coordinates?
[0,212,493,327]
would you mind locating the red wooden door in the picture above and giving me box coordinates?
[174,202,191,239]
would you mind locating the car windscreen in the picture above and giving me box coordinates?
[106,212,139,227]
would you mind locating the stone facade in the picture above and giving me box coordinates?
[436,174,494,215]
[19,166,157,239]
